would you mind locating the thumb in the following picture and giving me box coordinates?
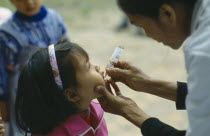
[95,85,112,98]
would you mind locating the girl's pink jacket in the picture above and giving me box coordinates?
[32,102,108,136]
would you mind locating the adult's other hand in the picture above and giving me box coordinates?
[95,81,150,127]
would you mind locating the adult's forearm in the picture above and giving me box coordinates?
[122,104,150,128]
[176,82,188,110]
[143,79,178,102]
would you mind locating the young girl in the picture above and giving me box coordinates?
[15,39,108,136]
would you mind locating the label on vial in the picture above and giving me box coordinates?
[109,46,124,64]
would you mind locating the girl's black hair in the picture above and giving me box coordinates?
[15,39,89,135]
[117,0,197,18]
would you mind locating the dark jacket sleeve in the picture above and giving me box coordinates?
[141,118,186,136]
[140,82,188,136]
[176,82,188,110]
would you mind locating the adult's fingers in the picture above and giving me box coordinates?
[106,67,129,81]
[95,85,116,109]
[114,61,140,74]
[95,85,113,99]
[110,82,122,96]
[105,81,114,95]
[113,61,130,69]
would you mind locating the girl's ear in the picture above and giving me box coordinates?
[158,4,177,27]
[64,88,80,102]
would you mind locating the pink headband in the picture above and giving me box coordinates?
[48,44,63,89]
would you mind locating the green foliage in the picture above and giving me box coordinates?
[0,0,14,10]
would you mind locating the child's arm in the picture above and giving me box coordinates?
[0,32,21,71]
[0,121,5,136]
[0,116,5,136]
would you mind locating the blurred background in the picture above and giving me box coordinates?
[0,0,188,135]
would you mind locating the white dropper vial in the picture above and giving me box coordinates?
[104,46,124,78]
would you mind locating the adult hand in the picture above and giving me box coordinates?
[95,81,150,127]
[0,117,5,136]
[106,61,151,92]
[106,61,178,101]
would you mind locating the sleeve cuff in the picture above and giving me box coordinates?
[176,82,188,110]
[141,118,186,136]
[141,118,162,135]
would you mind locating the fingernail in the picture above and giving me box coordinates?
[95,87,103,94]
[96,85,101,90]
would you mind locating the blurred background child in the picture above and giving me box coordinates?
[0,0,68,135]
[16,40,108,136]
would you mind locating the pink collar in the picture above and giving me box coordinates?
[58,102,104,135]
